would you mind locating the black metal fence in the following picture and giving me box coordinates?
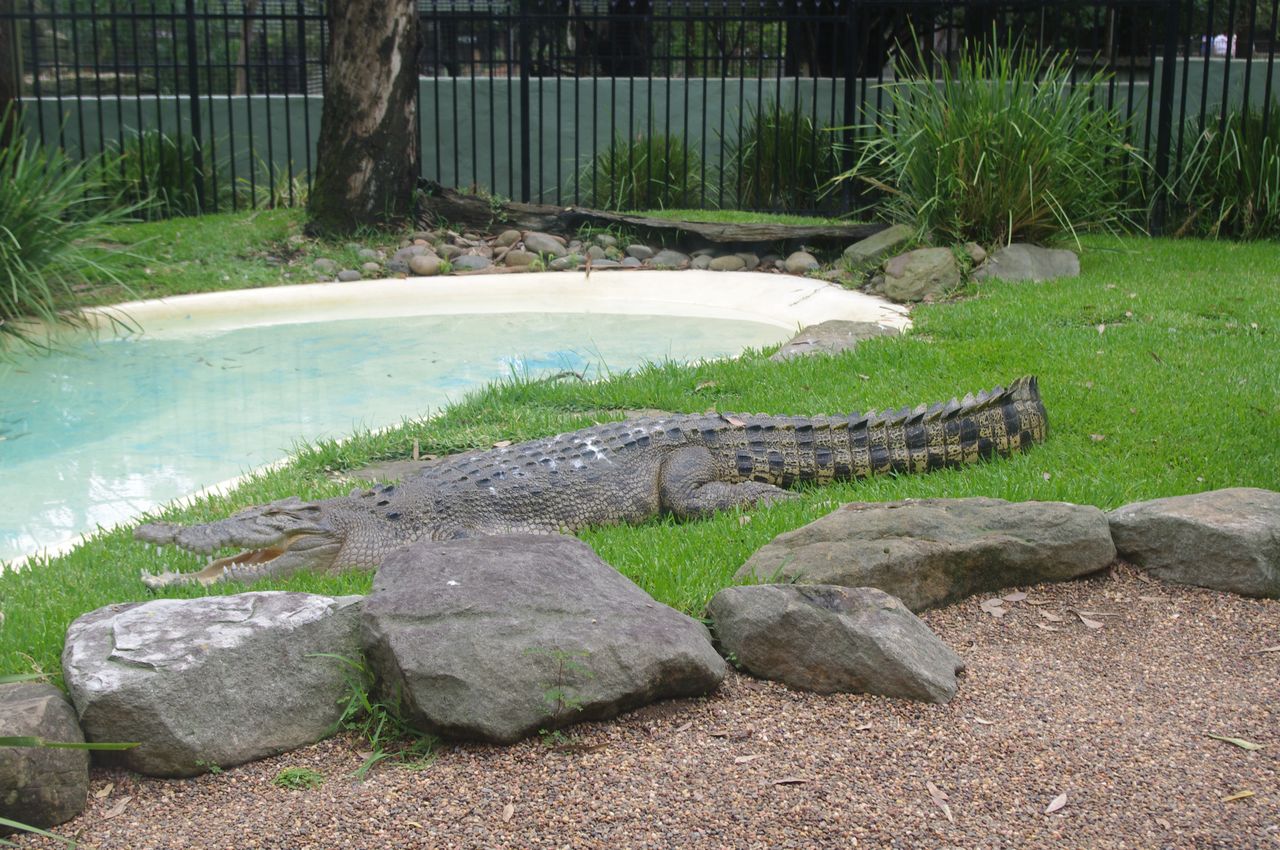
[1,0,1276,217]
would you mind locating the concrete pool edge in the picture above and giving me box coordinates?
[6,271,910,570]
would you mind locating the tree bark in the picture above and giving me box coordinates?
[307,0,419,235]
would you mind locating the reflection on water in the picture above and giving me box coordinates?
[0,312,784,562]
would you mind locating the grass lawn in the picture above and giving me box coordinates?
[1,219,1277,683]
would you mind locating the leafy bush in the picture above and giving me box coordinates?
[98,129,208,217]
[0,117,136,354]
[1166,106,1280,239]
[836,40,1145,245]
[725,102,842,213]
[582,134,704,211]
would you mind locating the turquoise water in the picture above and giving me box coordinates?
[0,311,784,563]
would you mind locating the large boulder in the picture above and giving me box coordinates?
[63,592,363,777]
[878,247,961,302]
[0,683,89,833]
[708,585,964,703]
[973,244,1080,282]
[361,535,726,744]
[769,320,899,362]
[736,498,1115,612]
[842,223,914,270]
[1108,487,1280,598]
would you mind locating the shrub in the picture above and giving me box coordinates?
[1166,106,1280,239]
[581,133,704,211]
[0,117,137,354]
[725,102,843,213]
[98,129,208,217]
[836,40,1146,245]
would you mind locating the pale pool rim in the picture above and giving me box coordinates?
[8,270,910,569]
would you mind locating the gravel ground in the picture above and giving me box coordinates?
[15,564,1279,849]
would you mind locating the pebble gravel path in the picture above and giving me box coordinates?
[14,564,1278,849]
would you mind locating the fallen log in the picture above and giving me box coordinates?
[416,181,885,247]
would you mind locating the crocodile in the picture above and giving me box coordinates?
[136,376,1047,587]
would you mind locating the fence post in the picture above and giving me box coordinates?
[184,0,206,211]
[518,0,533,203]
[1150,0,1181,235]
[840,0,861,212]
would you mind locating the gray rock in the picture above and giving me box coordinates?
[881,247,961,302]
[386,259,410,274]
[391,244,431,263]
[973,244,1080,282]
[361,536,726,744]
[626,244,655,261]
[495,229,523,248]
[1108,488,1280,598]
[708,255,747,272]
[336,269,362,282]
[437,243,464,260]
[842,223,915,269]
[604,246,623,261]
[691,254,713,270]
[550,254,584,271]
[0,683,89,832]
[361,262,382,273]
[621,257,643,268]
[452,255,492,272]
[784,251,820,274]
[690,247,717,258]
[590,259,622,269]
[769,320,899,362]
[502,249,538,267]
[736,498,1115,612]
[963,242,987,266]
[586,245,607,260]
[593,233,618,248]
[708,585,964,702]
[650,249,691,269]
[522,232,567,258]
[311,258,338,273]
[62,592,363,777]
[411,230,437,242]
[408,254,442,276]
[357,247,382,261]
[736,252,761,271]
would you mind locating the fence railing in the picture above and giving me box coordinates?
[1,0,1276,220]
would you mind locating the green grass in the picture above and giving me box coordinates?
[1,227,1277,684]
[636,208,858,227]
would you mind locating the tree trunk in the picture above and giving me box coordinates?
[233,0,260,96]
[307,0,419,235]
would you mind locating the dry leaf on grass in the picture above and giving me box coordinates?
[1003,591,1028,603]
[723,414,746,426]
[1035,623,1061,632]
[102,795,132,819]
[738,515,752,526]
[769,777,809,786]
[734,755,762,765]
[501,802,515,823]
[979,598,1007,618]
[694,381,717,392]
[1155,817,1171,829]
[1045,794,1068,814]
[491,440,512,448]
[93,782,114,799]
[1039,610,1065,622]
[973,717,996,726]
[672,721,693,734]
[1206,734,1264,751]
[1255,645,1280,654]
[1071,611,1105,629]
[1221,790,1255,803]
[1089,433,1107,442]
[925,781,954,822]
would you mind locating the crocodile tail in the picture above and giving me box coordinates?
[846,375,1047,478]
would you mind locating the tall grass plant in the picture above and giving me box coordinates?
[724,102,842,212]
[581,134,704,210]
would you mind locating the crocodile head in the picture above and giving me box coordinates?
[134,496,363,587]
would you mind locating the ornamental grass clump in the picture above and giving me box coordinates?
[726,102,842,213]
[0,112,136,354]
[837,41,1145,246]
[582,133,704,211]
[1167,106,1280,240]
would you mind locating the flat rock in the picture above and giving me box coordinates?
[709,255,747,272]
[880,247,961,302]
[650,249,691,269]
[736,498,1115,612]
[708,585,963,702]
[408,254,442,276]
[361,535,726,744]
[1108,487,1280,597]
[437,243,464,260]
[502,249,537,267]
[452,255,492,271]
[735,252,761,271]
[522,231,567,258]
[690,254,712,270]
[62,592,363,777]
[549,254,584,271]
[336,269,361,282]
[770,320,899,362]
[626,244,654,261]
[494,229,522,248]
[311,258,338,273]
[784,251,820,274]
[842,223,914,269]
[973,244,1079,282]
[0,683,89,832]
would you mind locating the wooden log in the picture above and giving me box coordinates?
[416,181,885,247]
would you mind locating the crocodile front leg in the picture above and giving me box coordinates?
[658,446,798,520]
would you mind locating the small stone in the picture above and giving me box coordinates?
[311,258,338,273]
[593,233,618,247]
[357,248,381,261]
[451,255,492,271]
[626,244,654,261]
[708,255,747,272]
[650,249,691,269]
[963,242,987,266]
[408,254,442,276]
[411,230,436,242]
[842,223,914,269]
[494,229,522,248]
[784,251,820,274]
[690,247,717,258]
[735,252,760,271]
[587,245,607,260]
[621,257,642,268]
[361,262,382,273]
[604,246,623,261]
[549,254,584,271]
[336,269,361,282]
[522,232,567,258]
[503,249,537,267]
[0,682,89,830]
[391,245,430,263]
[691,254,712,270]
[590,258,622,268]
[386,260,410,274]
[437,244,464,260]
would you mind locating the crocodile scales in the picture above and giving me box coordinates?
[136,376,1047,586]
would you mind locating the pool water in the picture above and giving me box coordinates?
[0,311,785,563]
